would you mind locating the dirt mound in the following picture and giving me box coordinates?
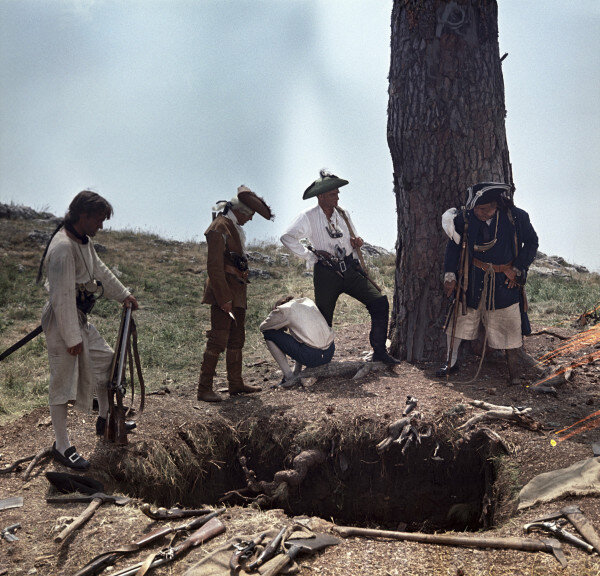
[1,324,600,575]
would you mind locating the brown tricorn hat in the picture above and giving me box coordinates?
[237,186,274,220]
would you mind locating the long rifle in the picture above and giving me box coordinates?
[73,511,224,576]
[105,306,132,445]
[109,517,226,576]
[445,211,469,370]
[335,206,382,292]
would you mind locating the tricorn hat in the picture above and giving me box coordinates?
[465,182,512,210]
[237,185,274,220]
[302,170,349,200]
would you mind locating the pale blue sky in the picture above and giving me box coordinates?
[1,1,598,270]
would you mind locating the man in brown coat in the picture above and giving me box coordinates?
[198,186,274,402]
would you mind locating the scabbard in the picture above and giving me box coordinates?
[0,325,43,362]
[563,507,600,554]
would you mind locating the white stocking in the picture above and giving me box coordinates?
[50,403,71,454]
[95,382,110,419]
[446,334,461,367]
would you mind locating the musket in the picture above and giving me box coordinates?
[335,206,382,292]
[109,517,226,576]
[105,306,132,445]
[0,325,43,362]
[140,503,223,520]
[446,209,469,370]
[73,514,223,576]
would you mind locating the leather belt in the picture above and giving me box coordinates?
[224,264,249,282]
[318,254,356,274]
[472,258,513,274]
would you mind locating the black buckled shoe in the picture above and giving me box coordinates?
[435,363,460,378]
[95,417,137,436]
[52,443,90,471]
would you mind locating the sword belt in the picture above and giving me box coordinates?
[472,258,513,274]
[224,264,249,283]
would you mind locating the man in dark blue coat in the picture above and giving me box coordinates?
[437,182,539,383]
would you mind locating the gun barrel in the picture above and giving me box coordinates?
[115,307,132,391]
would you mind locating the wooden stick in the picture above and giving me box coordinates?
[0,455,35,474]
[55,497,103,544]
[22,447,52,481]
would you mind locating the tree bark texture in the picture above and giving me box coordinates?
[388,0,513,361]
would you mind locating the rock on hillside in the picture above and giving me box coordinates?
[0,202,59,223]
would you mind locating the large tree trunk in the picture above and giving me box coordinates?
[388,0,513,362]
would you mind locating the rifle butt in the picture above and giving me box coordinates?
[260,552,292,576]
[172,517,226,555]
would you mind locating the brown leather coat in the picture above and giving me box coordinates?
[202,215,248,309]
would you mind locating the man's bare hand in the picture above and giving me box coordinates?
[444,280,456,298]
[350,236,364,249]
[123,295,139,310]
[504,267,519,289]
[68,342,83,356]
[221,301,233,314]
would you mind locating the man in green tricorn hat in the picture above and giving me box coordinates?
[281,170,400,364]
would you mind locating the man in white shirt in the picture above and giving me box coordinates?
[280,170,400,364]
[40,190,138,470]
[260,296,335,384]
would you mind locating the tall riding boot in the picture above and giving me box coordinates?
[367,296,401,365]
[505,348,522,386]
[197,350,223,402]
[227,349,261,395]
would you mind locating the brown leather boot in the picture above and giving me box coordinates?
[226,349,261,395]
[197,350,222,402]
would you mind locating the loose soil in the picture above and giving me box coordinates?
[1,322,600,576]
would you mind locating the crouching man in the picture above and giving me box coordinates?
[40,190,138,470]
[260,296,335,385]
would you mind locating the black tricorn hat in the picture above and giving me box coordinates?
[302,170,349,200]
[465,182,512,210]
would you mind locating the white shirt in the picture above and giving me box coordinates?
[44,229,130,348]
[224,210,246,251]
[280,204,358,266]
[260,297,334,350]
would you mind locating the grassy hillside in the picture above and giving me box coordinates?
[1,213,599,424]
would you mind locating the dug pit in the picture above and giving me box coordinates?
[101,415,510,533]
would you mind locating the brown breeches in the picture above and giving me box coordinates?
[205,305,246,353]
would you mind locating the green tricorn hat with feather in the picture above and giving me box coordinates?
[302,169,349,200]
